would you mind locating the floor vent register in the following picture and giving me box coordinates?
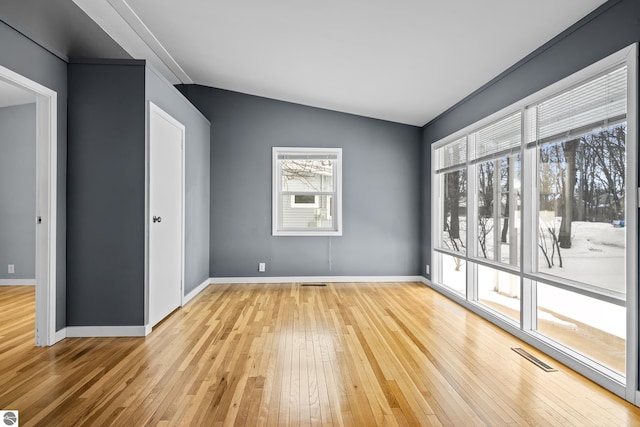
[511,347,557,372]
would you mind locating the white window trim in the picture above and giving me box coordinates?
[431,43,638,404]
[272,147,342,236]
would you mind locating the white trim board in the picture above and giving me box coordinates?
[183,278,210,305]
[0,280,35,285]
[209,276,424,284]
[54,328,66,342]
[65,326,149,338]
[72,0,192,85]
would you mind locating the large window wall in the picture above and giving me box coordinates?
[431,44,637,402]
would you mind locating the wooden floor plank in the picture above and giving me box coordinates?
[1,283,640,426]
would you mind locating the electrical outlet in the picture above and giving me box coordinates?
[8,264,14,274]
[425,264,430,275]
[259,262,266,273]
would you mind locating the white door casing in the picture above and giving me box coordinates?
[148,102,184,328]
[0,65,58,346]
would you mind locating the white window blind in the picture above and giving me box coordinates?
[532,65,627,144]
[435,136,467,173]
[277,153,338,160]
[470,112,521,163]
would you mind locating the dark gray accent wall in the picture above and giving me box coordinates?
[0,19,67,329]
[145,66,211,295]
[421,0,640,280]
[0,103,36,280]
[67,60,146,326]
[179,85,422,278]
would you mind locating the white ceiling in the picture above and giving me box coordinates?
[73,0,606,126]
[0,79,36,108]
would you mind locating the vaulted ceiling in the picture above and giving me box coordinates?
[1,0,607,125]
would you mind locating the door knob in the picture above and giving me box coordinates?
[153,216,162,223]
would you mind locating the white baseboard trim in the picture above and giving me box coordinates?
[183,277,211,305]
[54,328,67,343]
[208,275,424,284]
[54,277,423,340]
[51,328,67,345]
[0,279,35,285]
[65,325,148,338]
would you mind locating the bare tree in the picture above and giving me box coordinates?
[446,171,462,242]
[443,169,467,256]
[582,126,626,220]
[547,226,563,268]
[478,217,493,259]
[500,157,511,243]
[559,139,578,248]
[539,227,553,268]
[477,162,493,258]
[281,159,332,191]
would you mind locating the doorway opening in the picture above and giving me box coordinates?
[0,65,58,346]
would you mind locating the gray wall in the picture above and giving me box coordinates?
[179,86,422,278]
[0,19,67,329]
[0,103,36,280]
[146,66,211,295]
[420,0,640,280]
[67,60,146,326]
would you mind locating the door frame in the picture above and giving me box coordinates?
[0,65,58,346]
[145,101,185,331]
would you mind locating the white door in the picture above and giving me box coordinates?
[148,103,184,328]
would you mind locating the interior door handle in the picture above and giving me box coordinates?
[153,216,162,223]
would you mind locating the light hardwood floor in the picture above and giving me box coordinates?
[1,282,640,426]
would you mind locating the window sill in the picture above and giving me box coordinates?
[273,230,342,237]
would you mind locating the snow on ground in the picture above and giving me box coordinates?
[538,219,626,293]
[439,220,626,338]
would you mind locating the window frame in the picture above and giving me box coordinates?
[272,147,343,236]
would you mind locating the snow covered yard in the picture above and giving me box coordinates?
[439,219,627,369]
[538,219,626,294]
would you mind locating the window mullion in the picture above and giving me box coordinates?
[521,107,537,277]
[493,158,501,262]
[521,106,538,332]
[467,134,477,301]
[467,134,477,262]
[508,155,518,267]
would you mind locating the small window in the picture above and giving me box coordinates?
[273,147,342,236]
